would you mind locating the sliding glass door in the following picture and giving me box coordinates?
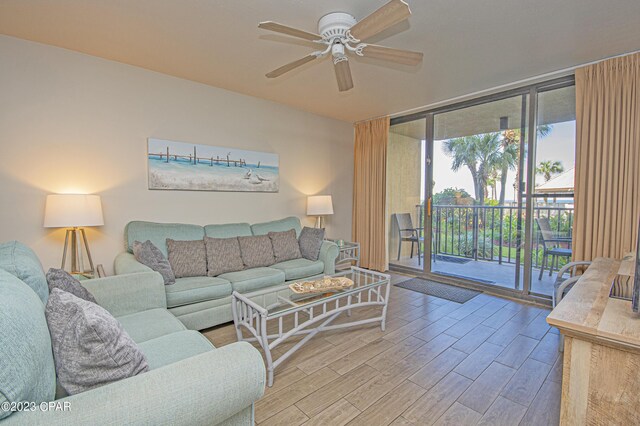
[527,84,576,296]
[428,94,528,291]
[388,77,576,301]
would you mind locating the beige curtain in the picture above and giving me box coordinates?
[573,52,640,261]
[352,116,390,272]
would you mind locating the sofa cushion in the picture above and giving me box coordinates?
[0,269,56,420]
[0,240,48,303]
[116,308,186,343]
[269,229,302,263]
[299,227,325,261]
[46,268,98,303]
[204,223,252,239]
[220,267,285,293]
[165,276,232,308]
[271,258,325,281]
[166,239,207,278]
[133,240,175,285]
[251,216,302,238]
[138,331,215,370]
[125,221,205,257]
[238,235,276,268]
[205,237,244,276]
[45,288,149,395]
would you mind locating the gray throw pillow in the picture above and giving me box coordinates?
[238,235,276,268]
[269,229,302,263]
[45,288,149,395]
[46,268,97,304]
[204,236,244,276]
[166,239,207,278]
[299,227,325,261]
[133,240,176,285]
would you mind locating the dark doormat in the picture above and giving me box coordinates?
[395,278,481,303]
[434,254,472,264]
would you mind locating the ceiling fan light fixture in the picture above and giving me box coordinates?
[331,42,346,58]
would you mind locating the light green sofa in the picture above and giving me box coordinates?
[115,216,339,330]
[0,241,265,425]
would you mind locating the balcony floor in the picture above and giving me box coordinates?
[391,255,557,296]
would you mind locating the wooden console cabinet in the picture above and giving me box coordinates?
[547,256,640,425]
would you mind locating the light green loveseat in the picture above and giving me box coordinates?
[115,216,339,330]
[0,241,265,425]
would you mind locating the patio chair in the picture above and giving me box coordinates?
[536,217,572,280]
[394,213,424,265]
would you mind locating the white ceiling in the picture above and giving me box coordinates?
[1,0,638,123]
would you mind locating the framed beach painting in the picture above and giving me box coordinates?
[147,138,279,192]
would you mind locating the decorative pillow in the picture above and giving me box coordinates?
[237,235,276,268]
[299,227,325,261]
[133,240,176,285]
[45,288,149,395]
[269,229,302,263]
[46,268,97,304]
[166,239,207,278]
[204,237,244,276]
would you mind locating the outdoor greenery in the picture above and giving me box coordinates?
[432,187,472,205]
[536,160,565,182]
[430,205,574,268]
[412,126,573,274]
[441,126,555,205]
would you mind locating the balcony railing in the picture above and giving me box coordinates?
[415,204,574,269]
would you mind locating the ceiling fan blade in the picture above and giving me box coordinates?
[360,44,423,65]
[266,54,319,78]
[349,0,411,42]
[258,21,323,41]
[333,57,354,92]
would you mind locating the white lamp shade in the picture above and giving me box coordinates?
[307,195,334,216]
[44,194,104,228]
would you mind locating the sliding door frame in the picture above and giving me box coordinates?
[389,75,576,305]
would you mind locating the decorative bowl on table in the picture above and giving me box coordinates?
[289,276,354,294]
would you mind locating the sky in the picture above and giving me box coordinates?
[148,138,279,167]
[422,121,576,202]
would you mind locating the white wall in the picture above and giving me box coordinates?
[0,36,354,273]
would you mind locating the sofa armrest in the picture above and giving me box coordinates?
[319,240,339,275]
[4,342,266,426]
[82,272,167,317]
[114,252,153,275]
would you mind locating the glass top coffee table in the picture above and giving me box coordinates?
[231,267,391,386]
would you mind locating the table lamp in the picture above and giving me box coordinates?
[307,195,333,229]
[44,194,104,276]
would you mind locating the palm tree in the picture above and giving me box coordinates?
[536,160,564,182]
[443,133,503,205]
[497,134,519,205]
[498,124,553,204]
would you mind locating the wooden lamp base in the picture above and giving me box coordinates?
[61,227,95,276]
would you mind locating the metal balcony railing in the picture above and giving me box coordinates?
[414,204,574,269]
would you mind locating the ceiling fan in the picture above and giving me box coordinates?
[258,0,423,92]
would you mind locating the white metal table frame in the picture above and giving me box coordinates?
[334,240,361,268]
[326,239,361,268]
[231,267,391,387]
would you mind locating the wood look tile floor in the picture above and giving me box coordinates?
[202,273,562,426]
